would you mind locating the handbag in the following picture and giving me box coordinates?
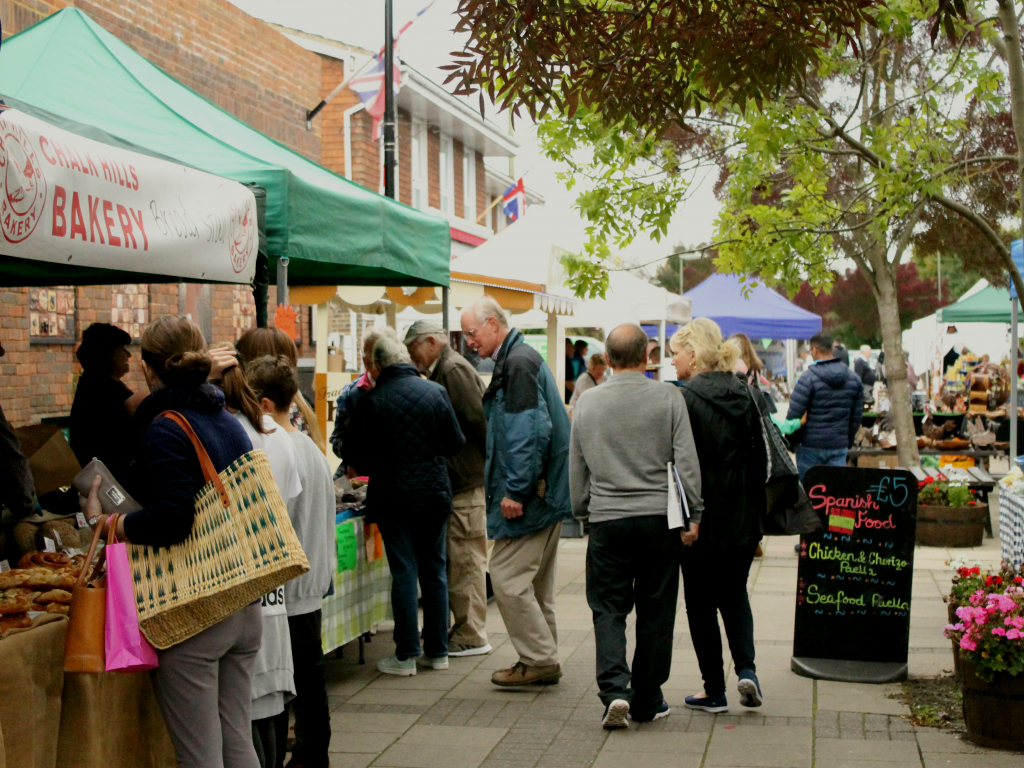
[72,458,142,518]
[64,514,109,673]
[127,411,309,649]
[104,514,158,672]
[746,385,798,481]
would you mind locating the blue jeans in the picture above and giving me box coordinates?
[795,445,848,483]
[378,515,449,660]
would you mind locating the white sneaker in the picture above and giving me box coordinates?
[602,699,630,730]
[416,654,449,670]
[448,643,492,657]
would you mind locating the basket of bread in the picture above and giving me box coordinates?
[0,552,90,633]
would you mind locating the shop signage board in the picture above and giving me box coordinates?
[792,466,918,683]
[0,108,257,283]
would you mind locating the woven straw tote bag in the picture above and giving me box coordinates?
[129,410,310,648]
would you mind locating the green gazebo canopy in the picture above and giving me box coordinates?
[0,8,450,287]
[937,284,1021,324]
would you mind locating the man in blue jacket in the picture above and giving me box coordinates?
[461,297,573,687]
[786,332,864,482]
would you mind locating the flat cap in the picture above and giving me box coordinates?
[402,319,447,345]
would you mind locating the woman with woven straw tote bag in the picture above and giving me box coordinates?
[79,316,308,768]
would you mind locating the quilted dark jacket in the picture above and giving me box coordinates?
[786,359,864,450]
[344,363,465,522]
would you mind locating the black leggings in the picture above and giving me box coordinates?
[680,540,758,697]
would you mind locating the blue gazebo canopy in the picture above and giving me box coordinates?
[680,273,822,339]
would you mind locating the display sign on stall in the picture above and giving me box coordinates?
[0,109,257,283]
[792,466,918,683]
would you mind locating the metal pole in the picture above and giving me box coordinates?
[1012,296,1019,465]
[937,253,942,305]
[383,0,396,200]
[276,257,289,306]
[442,286,450,334]
[679,255,684,296]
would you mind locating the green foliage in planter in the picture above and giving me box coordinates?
[919,481,976,507]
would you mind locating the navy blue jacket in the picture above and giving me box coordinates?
[344,363,465,523]
[483,329,572,540]
[123,384,252,548]
[786,359,864,450]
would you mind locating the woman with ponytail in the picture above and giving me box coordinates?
[669,317,768,715]
[82,316,262,768]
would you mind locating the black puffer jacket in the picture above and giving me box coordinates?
[344,363,465,522]
[786,359,864,450]
[682,371,766,549]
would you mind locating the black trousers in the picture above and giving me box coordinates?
[252,717,277,768]
[586,515,681,720]
[273,610,331,768]
[680,540,758,697]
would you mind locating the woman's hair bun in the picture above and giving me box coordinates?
[161,350,212,387]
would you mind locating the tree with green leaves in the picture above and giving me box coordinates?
[452,0,1020,469]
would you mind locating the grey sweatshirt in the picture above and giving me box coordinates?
[569,372,703,524]
[286,431,337,617]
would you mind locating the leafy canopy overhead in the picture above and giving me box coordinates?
[447,0,884,130]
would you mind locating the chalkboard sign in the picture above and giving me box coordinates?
[792,466,918,683]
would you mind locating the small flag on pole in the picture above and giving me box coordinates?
[502,178,527,222]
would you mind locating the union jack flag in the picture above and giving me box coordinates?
[502,178,527,222]
[351,1,436,141]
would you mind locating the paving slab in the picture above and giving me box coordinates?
[330,711,419,733]
[602,731,708,753]
[704,742,811,767]
[815,738,922,761]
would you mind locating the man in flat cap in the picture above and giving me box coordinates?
[404,320,491,656]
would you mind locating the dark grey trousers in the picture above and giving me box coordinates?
[154,602,263,768]
[586,515,681,720]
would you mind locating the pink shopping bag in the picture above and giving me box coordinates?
[105,516,158,672]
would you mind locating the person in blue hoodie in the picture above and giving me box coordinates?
[786,332,864,482]
[461,297,573,688]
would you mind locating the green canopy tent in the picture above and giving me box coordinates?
[0,8,450,288]
[937,284,1022,323]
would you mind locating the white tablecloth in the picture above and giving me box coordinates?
[999,491,1024,567]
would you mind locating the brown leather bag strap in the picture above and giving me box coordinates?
[76,513,110,589]
[159,410,231,509]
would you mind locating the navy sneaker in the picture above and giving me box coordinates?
[602,699,630,729]
[737,671,763,708]
[631,700,671,723]
[684,693,728,713]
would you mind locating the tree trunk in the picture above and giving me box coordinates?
[876,270,920,468]
[996,0,1024,297]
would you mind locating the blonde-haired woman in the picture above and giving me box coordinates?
[670,317,767,715]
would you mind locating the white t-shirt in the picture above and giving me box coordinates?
[231,412,302,504]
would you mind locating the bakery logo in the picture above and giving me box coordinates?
[228,195,256,274]
[0,118,47,243]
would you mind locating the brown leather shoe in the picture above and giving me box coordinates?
[491,661,562,687]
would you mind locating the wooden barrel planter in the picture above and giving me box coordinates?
[916,504,988,547]
[962,661,1024,750]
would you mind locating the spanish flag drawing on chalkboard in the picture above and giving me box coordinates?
[828,507,856,534]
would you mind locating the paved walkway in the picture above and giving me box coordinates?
[322,529,1020,768]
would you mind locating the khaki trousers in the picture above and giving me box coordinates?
[448,487,489,648]
[489,521,562,667]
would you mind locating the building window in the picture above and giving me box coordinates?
[463,151,476,222]
[30,286,76,344]
[439,133,454,215]
[411,118,427,210]
[110,284,149,340]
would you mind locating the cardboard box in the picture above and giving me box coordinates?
[857,454,898,470]
[13,425,82,497]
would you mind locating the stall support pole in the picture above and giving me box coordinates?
[786,339,798,393]
[658,320,666,381]
[385,301,397,331]
[547,312,565,398]
[442,286,450,334]
[276,257,289,306]
[1012,297,1019,465]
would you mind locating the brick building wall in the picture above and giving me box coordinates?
[454,141,465,220]
[427,129,441,210]
[476,153,488,221]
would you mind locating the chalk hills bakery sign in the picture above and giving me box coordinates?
[0,108,257,284]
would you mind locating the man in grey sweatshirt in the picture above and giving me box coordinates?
[569,323,703,729]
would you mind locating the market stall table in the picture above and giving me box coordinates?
[322,512,392,656]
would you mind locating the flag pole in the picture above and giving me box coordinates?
[383,0,397,200]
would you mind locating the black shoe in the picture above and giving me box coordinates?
[631,699,671,722]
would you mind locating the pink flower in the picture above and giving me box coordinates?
[960,636,978,651]
[943,623,964,638]
[1005,616,1024,630]
[990,594,1018,613]
[1008,629,1023,640]
[992,627,1007,636]
[969,590,986,606]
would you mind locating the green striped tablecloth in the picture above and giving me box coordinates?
[321,517,392,653]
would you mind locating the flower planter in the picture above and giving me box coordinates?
[961,660,1024,750]
[916,504,988,548]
